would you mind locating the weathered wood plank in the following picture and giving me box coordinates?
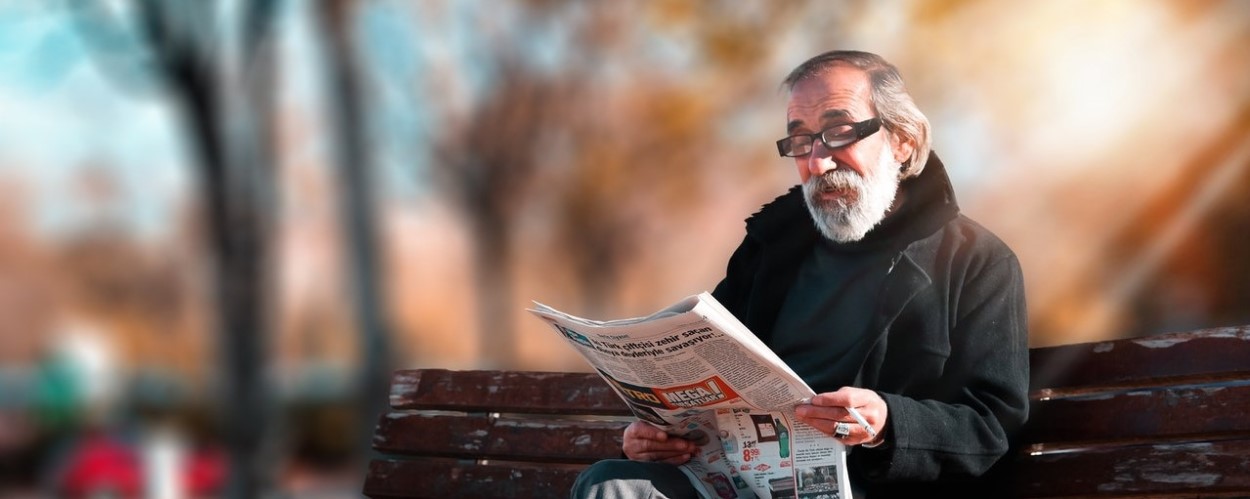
[1009,439,1250,498]
[1030,326,1250,397]
[362,458,586,499]
[1022,383,1250,448]
[373,413,627,463]
[389,369,632,415]
[370,334,1250,499]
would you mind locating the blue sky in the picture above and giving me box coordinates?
[0,2,189,240]
[0,0,580,240]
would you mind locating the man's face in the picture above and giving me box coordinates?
[785,65,912,242]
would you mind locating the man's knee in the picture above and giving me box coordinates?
[570,460,698,499]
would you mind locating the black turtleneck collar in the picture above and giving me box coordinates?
[744,151,961,251]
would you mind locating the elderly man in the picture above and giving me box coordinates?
[573,50,1029,498]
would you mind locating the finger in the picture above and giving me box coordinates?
[792,414,839,436]
[794,404,849,422]
[642,440,693,453]
[809,388,856,407]
[630,436,694,455]
[842,390,881,409]
[807,390,884,422]
[831,387,885,410]
[625,421,668,441]
[792,413,869,443]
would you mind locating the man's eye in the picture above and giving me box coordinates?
[824,126,854,138]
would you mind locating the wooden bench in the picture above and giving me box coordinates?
[362,326,1250,498]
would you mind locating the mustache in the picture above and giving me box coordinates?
[809,169,864,191]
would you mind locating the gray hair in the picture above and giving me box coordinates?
[782,50,931,179]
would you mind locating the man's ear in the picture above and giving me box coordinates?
[890,132,915,165]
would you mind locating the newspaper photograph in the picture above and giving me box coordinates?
[529,292,853,499]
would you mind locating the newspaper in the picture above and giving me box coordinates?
[529,292,852,499]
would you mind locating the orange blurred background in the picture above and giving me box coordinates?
[1,0,1247,496]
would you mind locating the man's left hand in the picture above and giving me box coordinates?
[794,387,887,446]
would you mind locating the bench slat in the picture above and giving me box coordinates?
[363,458,586,499]
[373,413,628,463]
[1029,326,1250,397]
[1022,382,1250,448]
[389,369,632,415]
[1009,438,1250,498]
[367,325,1250,498]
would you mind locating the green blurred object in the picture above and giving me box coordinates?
[33,354,82,432]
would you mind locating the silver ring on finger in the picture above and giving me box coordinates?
[833,422,852,438]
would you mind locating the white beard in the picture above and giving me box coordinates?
[801,146,901,243]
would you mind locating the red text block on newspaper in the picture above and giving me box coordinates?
[602,373,741,411]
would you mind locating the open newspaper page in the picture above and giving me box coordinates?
[529,292,852,499]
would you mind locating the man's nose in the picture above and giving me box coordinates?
[805,143,838,177]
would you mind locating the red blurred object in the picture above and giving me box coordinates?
[57,430,227,498]
[184,445,227,496]
[60,432,142,498]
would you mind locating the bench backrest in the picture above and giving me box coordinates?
[363,370,632,498]
[1008,325,1250,497]
[364,326,1250,498]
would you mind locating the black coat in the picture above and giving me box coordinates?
[712,153,1029,495]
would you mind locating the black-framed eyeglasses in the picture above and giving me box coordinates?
[775,117,882,157]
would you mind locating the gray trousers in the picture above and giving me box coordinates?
[570,460,701,499]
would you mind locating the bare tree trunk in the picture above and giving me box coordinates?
[126,2,281,496]
[317,0,394,460]
[433,67,559,369]
[471,212,515,368]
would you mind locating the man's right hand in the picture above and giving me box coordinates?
[621,420,696,465]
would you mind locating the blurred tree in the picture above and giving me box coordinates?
[548,1,811,315]
[405,1,812,363]
[433,61,566,367]
[416,2,576,367]
[313,0,394,460]
[67,1,282,496]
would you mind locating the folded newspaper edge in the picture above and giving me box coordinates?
[529,292,853,499]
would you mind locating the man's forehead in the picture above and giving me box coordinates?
[787,109,854,134]
[785,67,872,129]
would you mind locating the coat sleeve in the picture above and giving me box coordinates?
[856,252,1030,482]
